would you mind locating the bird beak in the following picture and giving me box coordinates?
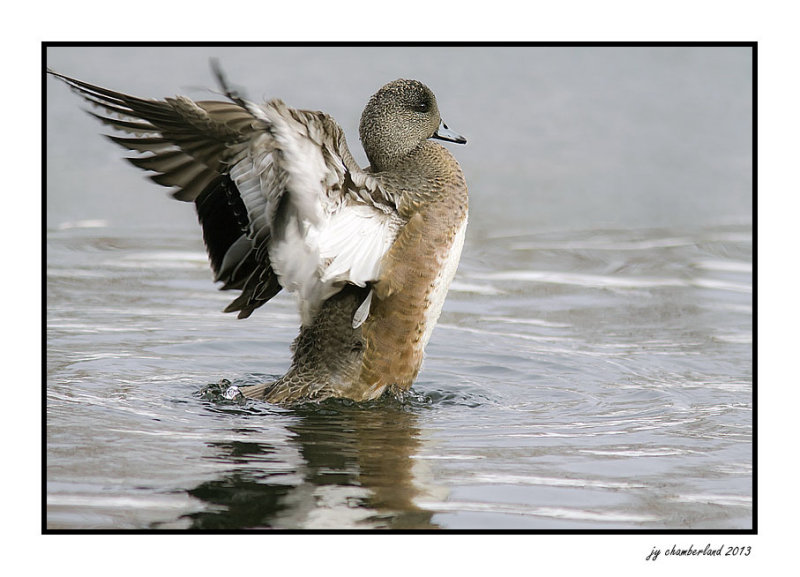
[432,120,467,144]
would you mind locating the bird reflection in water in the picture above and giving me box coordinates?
[180,401,439,530]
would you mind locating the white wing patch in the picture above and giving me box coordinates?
[268,202,401,325]
[319,203,401,286]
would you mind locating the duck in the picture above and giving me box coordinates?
[48,65,469,403]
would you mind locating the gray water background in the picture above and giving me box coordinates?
[46,46,752,529]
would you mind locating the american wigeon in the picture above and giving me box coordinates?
[49,67,469,403]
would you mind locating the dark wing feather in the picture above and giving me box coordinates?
[48,69,282,317]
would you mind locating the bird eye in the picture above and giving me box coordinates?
[411,101,430,113]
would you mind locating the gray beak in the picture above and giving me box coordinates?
[432,120,467,144]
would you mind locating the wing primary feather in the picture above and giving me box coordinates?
[209,59,250,110]
[86,111,157,134]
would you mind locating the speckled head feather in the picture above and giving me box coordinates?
[359,79,442,171]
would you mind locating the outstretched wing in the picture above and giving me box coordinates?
[49,70,402,323]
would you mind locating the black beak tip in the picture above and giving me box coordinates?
[432,120,467,145]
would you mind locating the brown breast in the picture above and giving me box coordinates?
[356,144,469,399]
